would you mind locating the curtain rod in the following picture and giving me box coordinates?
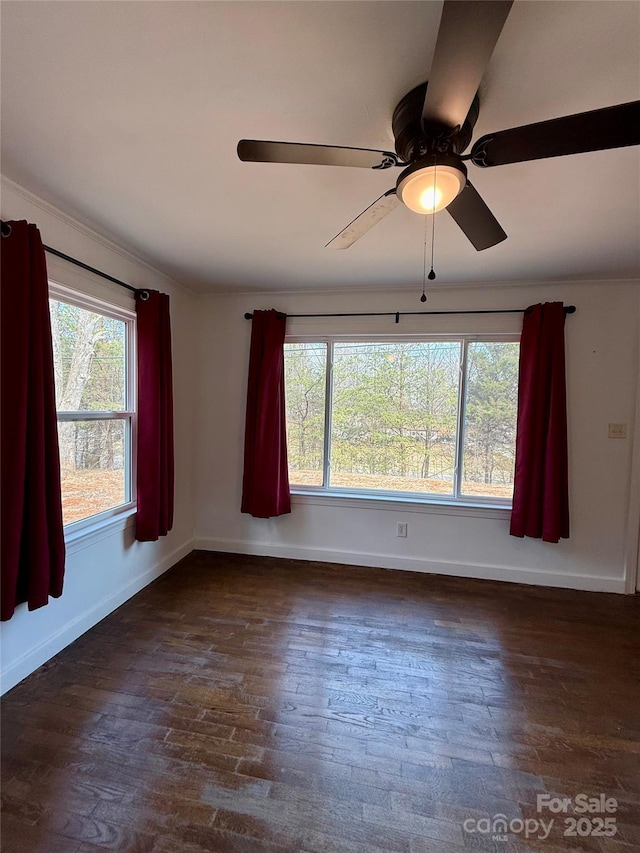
[244,306,576,323]
[1,220,148,299]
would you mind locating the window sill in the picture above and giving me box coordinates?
[64,506,136,556]
[290,489,511,520]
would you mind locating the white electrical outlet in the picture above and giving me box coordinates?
[397,522,408,538]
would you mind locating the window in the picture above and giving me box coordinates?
[284,337,519,505]
[49,284,135,528]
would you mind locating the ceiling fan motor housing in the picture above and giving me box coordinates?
[392,81,480,162]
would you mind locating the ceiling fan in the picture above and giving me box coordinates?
[237,0,639,251]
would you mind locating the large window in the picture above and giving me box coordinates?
[284,337,519,504]
[49,285,135,527]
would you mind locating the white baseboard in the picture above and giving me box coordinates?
[193,536,626,594]
[1,538,195,695]
[2,533,625,697]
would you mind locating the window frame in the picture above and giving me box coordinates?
[284,332,520,509]
[48,281,137,535]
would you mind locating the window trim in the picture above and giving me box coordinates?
[290,490,512,521]
[49,281,137,535]
[285,332,520,510]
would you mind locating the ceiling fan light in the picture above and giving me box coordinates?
[397,157,467,214]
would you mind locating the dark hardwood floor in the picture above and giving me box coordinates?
[1,551,639,853]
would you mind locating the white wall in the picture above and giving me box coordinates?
[193,281,640,595]
[0,178,197,693]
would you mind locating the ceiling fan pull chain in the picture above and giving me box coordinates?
[420,165,438,301]
[428,164,437,282]
[428,200,436,282]
[420,215,428,302]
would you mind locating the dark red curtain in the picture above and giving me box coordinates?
[135,290,174,541]
[510,302,569,543]
[1,220,66,621]
[241,310,291,518]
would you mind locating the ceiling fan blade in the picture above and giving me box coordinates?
[470,101,640,167]
[422,1,513,130]
[238,140,400,169]
[326,190,400,249]
[446,181,507,250]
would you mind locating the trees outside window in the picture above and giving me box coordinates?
[49,286,135,526]
[462,341,519,496]
[284,342,326,486]
[284,337,519,504]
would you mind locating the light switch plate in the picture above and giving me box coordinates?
[608,423,627,439]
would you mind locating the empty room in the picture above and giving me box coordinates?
[1,1,639,852]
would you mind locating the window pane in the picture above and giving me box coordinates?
[330,342,461,495]
[462,342,519,499]
[284,342,327,485]
[49,299,126,411]
[58,419,128,525]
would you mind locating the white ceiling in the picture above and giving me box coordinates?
[1,1,639,293]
